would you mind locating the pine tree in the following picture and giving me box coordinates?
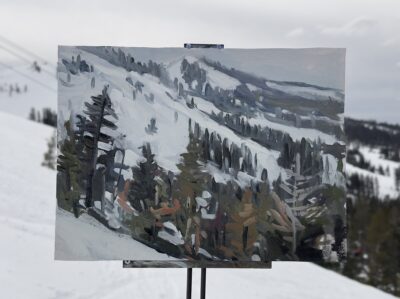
[42,108,57,127]
[128,143,158,212]
[57,120,82,214]
[395,167,400,192]
[82,86,118,208]
[29,107,36,121]
[42,130,56,170]
[145,118,158,134]
[173,132,210,252]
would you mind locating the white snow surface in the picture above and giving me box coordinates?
[346,144,400,199]
[0,65,56,118]
[55,208,176,260]
[247,112,339,145]
[0,110,396,299]
[266,81,344,102]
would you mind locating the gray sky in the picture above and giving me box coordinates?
[0,0,399,123]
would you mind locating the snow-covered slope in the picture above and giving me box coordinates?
[266,81,344,102]
[346,145,400,199]
[0,111,395,298]
[0,64,56,118]
[55,209,177,261]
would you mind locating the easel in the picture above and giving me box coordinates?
[186,268,206,299]
[183,42,221,299]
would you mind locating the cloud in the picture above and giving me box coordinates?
[396,61,400,68]
[319,17,377,36]
[286,27,305,38]
[382,37,400,47]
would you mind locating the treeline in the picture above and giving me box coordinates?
[347,173,380,199]
[200,57,344,137]
[61,53,93,75]
[321,171,400,297]
[0,83,28,96]
[210,111,287,151]
[29,107,57,127]
[210,110,340,178]
[345,117,400,150]
[347,148,378,173]
[79,46,171,87]
[343,194,400,296]
[189,118,265,179]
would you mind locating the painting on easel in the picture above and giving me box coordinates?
[55,46,346,266]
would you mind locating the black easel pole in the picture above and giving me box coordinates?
[200,268,206,299]
[186,268,192,299]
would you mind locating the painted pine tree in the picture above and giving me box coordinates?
[173,132,210,254]
[128,143,158,213]
[82,86,118,208]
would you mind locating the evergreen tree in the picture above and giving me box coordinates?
[57,120,82,214]
[42,130,56,170]
[29,107,36,121]
[128,143,158,212]
[42,108,57,127]
[395,167,400,191]
[173,132,210,252]
[145,118,158,134]
[82,86,118,207]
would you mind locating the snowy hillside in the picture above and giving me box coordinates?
[0,64,56,118]
[346,145,400,199]
[0,110,394,299]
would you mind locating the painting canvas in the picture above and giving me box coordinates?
[55,46,346,266]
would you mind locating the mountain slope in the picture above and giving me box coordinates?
[0,64,56,119]
[0,111,395,298]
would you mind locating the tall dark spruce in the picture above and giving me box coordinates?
[128,143,158,212]
[83,86,118,208]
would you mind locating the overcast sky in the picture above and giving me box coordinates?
[0,0,399,123]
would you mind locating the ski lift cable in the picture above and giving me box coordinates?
[0,44,56,78]
[0,34,56,68]
[0,61,56,93]
[0,61,31,72]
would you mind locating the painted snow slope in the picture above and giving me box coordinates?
[55,208,177,261]
[57,47,285,183]
[0,110,395,299]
